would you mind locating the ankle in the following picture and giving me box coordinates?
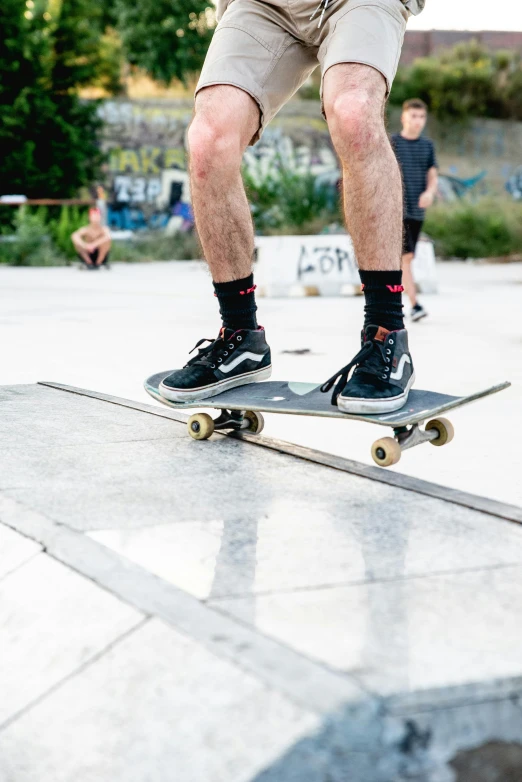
[213,274,258,331]
[359,269,405,332]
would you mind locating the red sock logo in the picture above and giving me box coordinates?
[386,285,404,293]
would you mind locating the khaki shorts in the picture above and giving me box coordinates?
[196,0,409,143]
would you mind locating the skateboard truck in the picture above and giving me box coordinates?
[371,417,455,467]
[187,409,265,440]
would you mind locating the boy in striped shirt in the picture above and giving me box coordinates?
[392,98,438,322]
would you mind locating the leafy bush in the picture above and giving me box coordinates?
[243,163,340,233]
[390,41,522,122]
[47,206,89,258]
[0,208,64,266]
[424,199,522,258]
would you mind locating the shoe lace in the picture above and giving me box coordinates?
[320,340,377,405]
[185,334,234,370]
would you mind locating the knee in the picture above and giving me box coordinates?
[188,112,245,178]
[327,90,383,159]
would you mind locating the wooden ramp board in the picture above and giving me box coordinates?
[144,373,510,429]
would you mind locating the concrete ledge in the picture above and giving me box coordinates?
[38,381,522,527]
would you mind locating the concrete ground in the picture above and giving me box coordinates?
[2,381,522,781]
[2,260,522,781]
[0,259,520,504]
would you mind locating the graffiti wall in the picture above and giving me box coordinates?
[98,100,193,230]
[98,99,342,230]
[97,99,522,231]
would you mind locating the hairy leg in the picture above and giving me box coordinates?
[188,86,260,282]
[401,252,417,306]
[323,64,403,271]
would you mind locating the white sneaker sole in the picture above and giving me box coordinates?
[338,371,416,415]
[411,310,428,322]
[159,365,272,403]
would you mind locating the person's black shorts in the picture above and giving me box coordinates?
[403,218,423,255]
[78,249,110,267]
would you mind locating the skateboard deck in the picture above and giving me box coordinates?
[144,372,510,467]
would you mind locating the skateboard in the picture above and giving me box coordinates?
[144,372,510,467]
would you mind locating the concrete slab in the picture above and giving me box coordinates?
[0,553,142,726]
[214,565,522,699]
[0,383,183,449]
[88,501,522,598]
[0,525,40,580]
[0,619,319,782]
[2,382,522,780]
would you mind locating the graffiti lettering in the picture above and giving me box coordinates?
[297,245,357,281]
[113,176,162,204]
[243,129,338,182]
[109,147,185,175]
[140,147,161,174]
[164,148,185,169]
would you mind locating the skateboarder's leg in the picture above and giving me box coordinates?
[160,88,270,403]
[189,86,259,286]
[159,4,316,402]
[320,62,414,409]
[325,64,403,280]
[188,85,260,334]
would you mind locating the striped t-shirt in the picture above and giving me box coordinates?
[391,133,438,221]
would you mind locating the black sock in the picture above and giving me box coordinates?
[213,273,258,331]
[359,270,404,331]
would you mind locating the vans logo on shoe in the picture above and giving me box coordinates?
[219,352,265,374]
[390,354,411,381]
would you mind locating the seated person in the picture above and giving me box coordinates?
[71,207,111,269]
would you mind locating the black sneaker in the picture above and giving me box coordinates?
[159,327,272,402]
[321,325,415,414]
[411,303,427,322]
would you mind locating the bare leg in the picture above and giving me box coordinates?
[94,241,111,266]
[323,64,403,271]
[188,86,260,282]
[73,240,93,265]
[401,252,417,307]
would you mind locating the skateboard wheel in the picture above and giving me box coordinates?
[426,417,454,446]
[244,410,265,434]
[187,413,214,440]
[371,437,401,467]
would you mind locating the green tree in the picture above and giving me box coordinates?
[0,0,118,199]
[115,0,215,84]
[390,40,522,121]
[50,0,122,94]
